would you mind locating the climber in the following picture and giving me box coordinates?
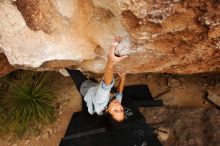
[65,37,128,122]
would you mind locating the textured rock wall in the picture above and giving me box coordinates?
[0,54,16,76]
[141,107,220,146]
[0,0,220,76]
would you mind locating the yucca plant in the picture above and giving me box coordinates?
[0,70,57,135]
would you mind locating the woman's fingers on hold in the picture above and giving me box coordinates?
[118,72,126,79]
[118,72,126,76]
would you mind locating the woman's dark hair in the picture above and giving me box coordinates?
[101,112,124,131]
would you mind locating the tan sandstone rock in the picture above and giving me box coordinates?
[0,0,219,75]
[0,54,16,77]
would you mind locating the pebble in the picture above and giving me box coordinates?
[138,21,143,25]
[47,128,53,134]
[157,127,170,142]
[36,136,40,141]
[42,132,49,139]
[59,111,63,115]
[25,140,30,145]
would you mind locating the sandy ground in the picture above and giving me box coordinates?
[0,72,219,146]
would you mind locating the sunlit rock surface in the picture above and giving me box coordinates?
[0,0,220,74]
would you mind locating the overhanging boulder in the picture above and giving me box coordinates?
[0,0,219,75]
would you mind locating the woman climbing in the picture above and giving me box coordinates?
[65,37,128,122]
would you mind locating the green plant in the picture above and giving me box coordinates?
[0,70,57,135]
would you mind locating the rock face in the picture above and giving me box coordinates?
[0,54,16,77]
[141,107,220,146]
[0,0,220,74]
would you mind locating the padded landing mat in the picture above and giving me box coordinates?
[59,112,162,146]
[59,84,163,146]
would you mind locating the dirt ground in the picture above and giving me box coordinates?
[0,72,220,146]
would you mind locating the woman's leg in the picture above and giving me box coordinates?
[66,69,88,92]
[66,69,89,112]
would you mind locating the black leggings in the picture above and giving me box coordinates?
[66,69,90,111]
[66,69,88,93]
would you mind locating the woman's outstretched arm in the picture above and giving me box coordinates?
[103,37,128,85]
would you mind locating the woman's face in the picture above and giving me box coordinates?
[107,99,124,121]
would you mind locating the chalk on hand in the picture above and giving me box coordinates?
[112,42,119,47]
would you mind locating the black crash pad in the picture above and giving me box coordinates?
[59,84,163,146]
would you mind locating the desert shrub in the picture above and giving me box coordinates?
[0,70,57,136]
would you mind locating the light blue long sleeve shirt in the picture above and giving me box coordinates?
[80,79,122,115]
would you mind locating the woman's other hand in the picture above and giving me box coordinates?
[117,72,126,80]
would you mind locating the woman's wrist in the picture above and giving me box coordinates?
[120,76,126,80]
[106,58,114,67]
